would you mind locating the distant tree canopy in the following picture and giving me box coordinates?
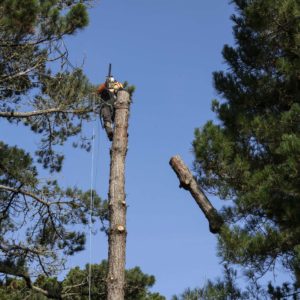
[193,0,300,288]
[0,261,165,300]
[172,264,300,300]
[172,265,249,300]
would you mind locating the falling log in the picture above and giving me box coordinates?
[169,155,223,234]
[107,90,130,300]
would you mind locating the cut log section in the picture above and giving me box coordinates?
[169,155,224,234]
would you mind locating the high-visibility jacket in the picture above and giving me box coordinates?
[97,81,123,95]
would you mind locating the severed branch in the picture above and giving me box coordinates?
[169,155,224,234]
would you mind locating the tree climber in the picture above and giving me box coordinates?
[97,65,123,141]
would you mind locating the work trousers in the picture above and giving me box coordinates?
[101,104,114,124]
[100,104,114,141]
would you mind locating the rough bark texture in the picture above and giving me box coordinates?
[169,155,224,234]
[107,90,130,300]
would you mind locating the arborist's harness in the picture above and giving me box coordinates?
[97,80,124,128]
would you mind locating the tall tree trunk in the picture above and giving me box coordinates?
[169,155,224,234]
[107,90,130,300]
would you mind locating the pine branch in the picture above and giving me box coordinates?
[0,184,50,206]
[0,243,46,256]
[0,107,93,118]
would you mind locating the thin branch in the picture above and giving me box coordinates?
[62,280,86,293]
[0,243,46,256]
[37,254,50,276]
[0,185,49,206]
[0,184,21,222]
[0,60,43,81]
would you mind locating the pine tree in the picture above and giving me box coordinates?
[193,0,300,287]
[0,0,95,172]
[0,1,109,297]
[0,140,107,298]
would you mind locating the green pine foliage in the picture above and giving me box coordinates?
[172,266,251,300]
[173,266,300,300]
[193,0,300,287]
[0,0,137,297]
[0,0,96,171]
[62,261,165,300]
[0,0,111,295]
[0,261,165,300]
[0,141,107,281]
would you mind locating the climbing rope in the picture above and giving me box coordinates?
[88,97,96,300]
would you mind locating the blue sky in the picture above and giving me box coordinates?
[66,1,236,298]
[1,0,248,298]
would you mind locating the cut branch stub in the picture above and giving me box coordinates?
[169,155,224,234]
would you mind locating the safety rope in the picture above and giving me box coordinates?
[88,98,96,300]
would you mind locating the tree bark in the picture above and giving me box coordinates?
[107,90,130,300]
[169,155,224,234]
